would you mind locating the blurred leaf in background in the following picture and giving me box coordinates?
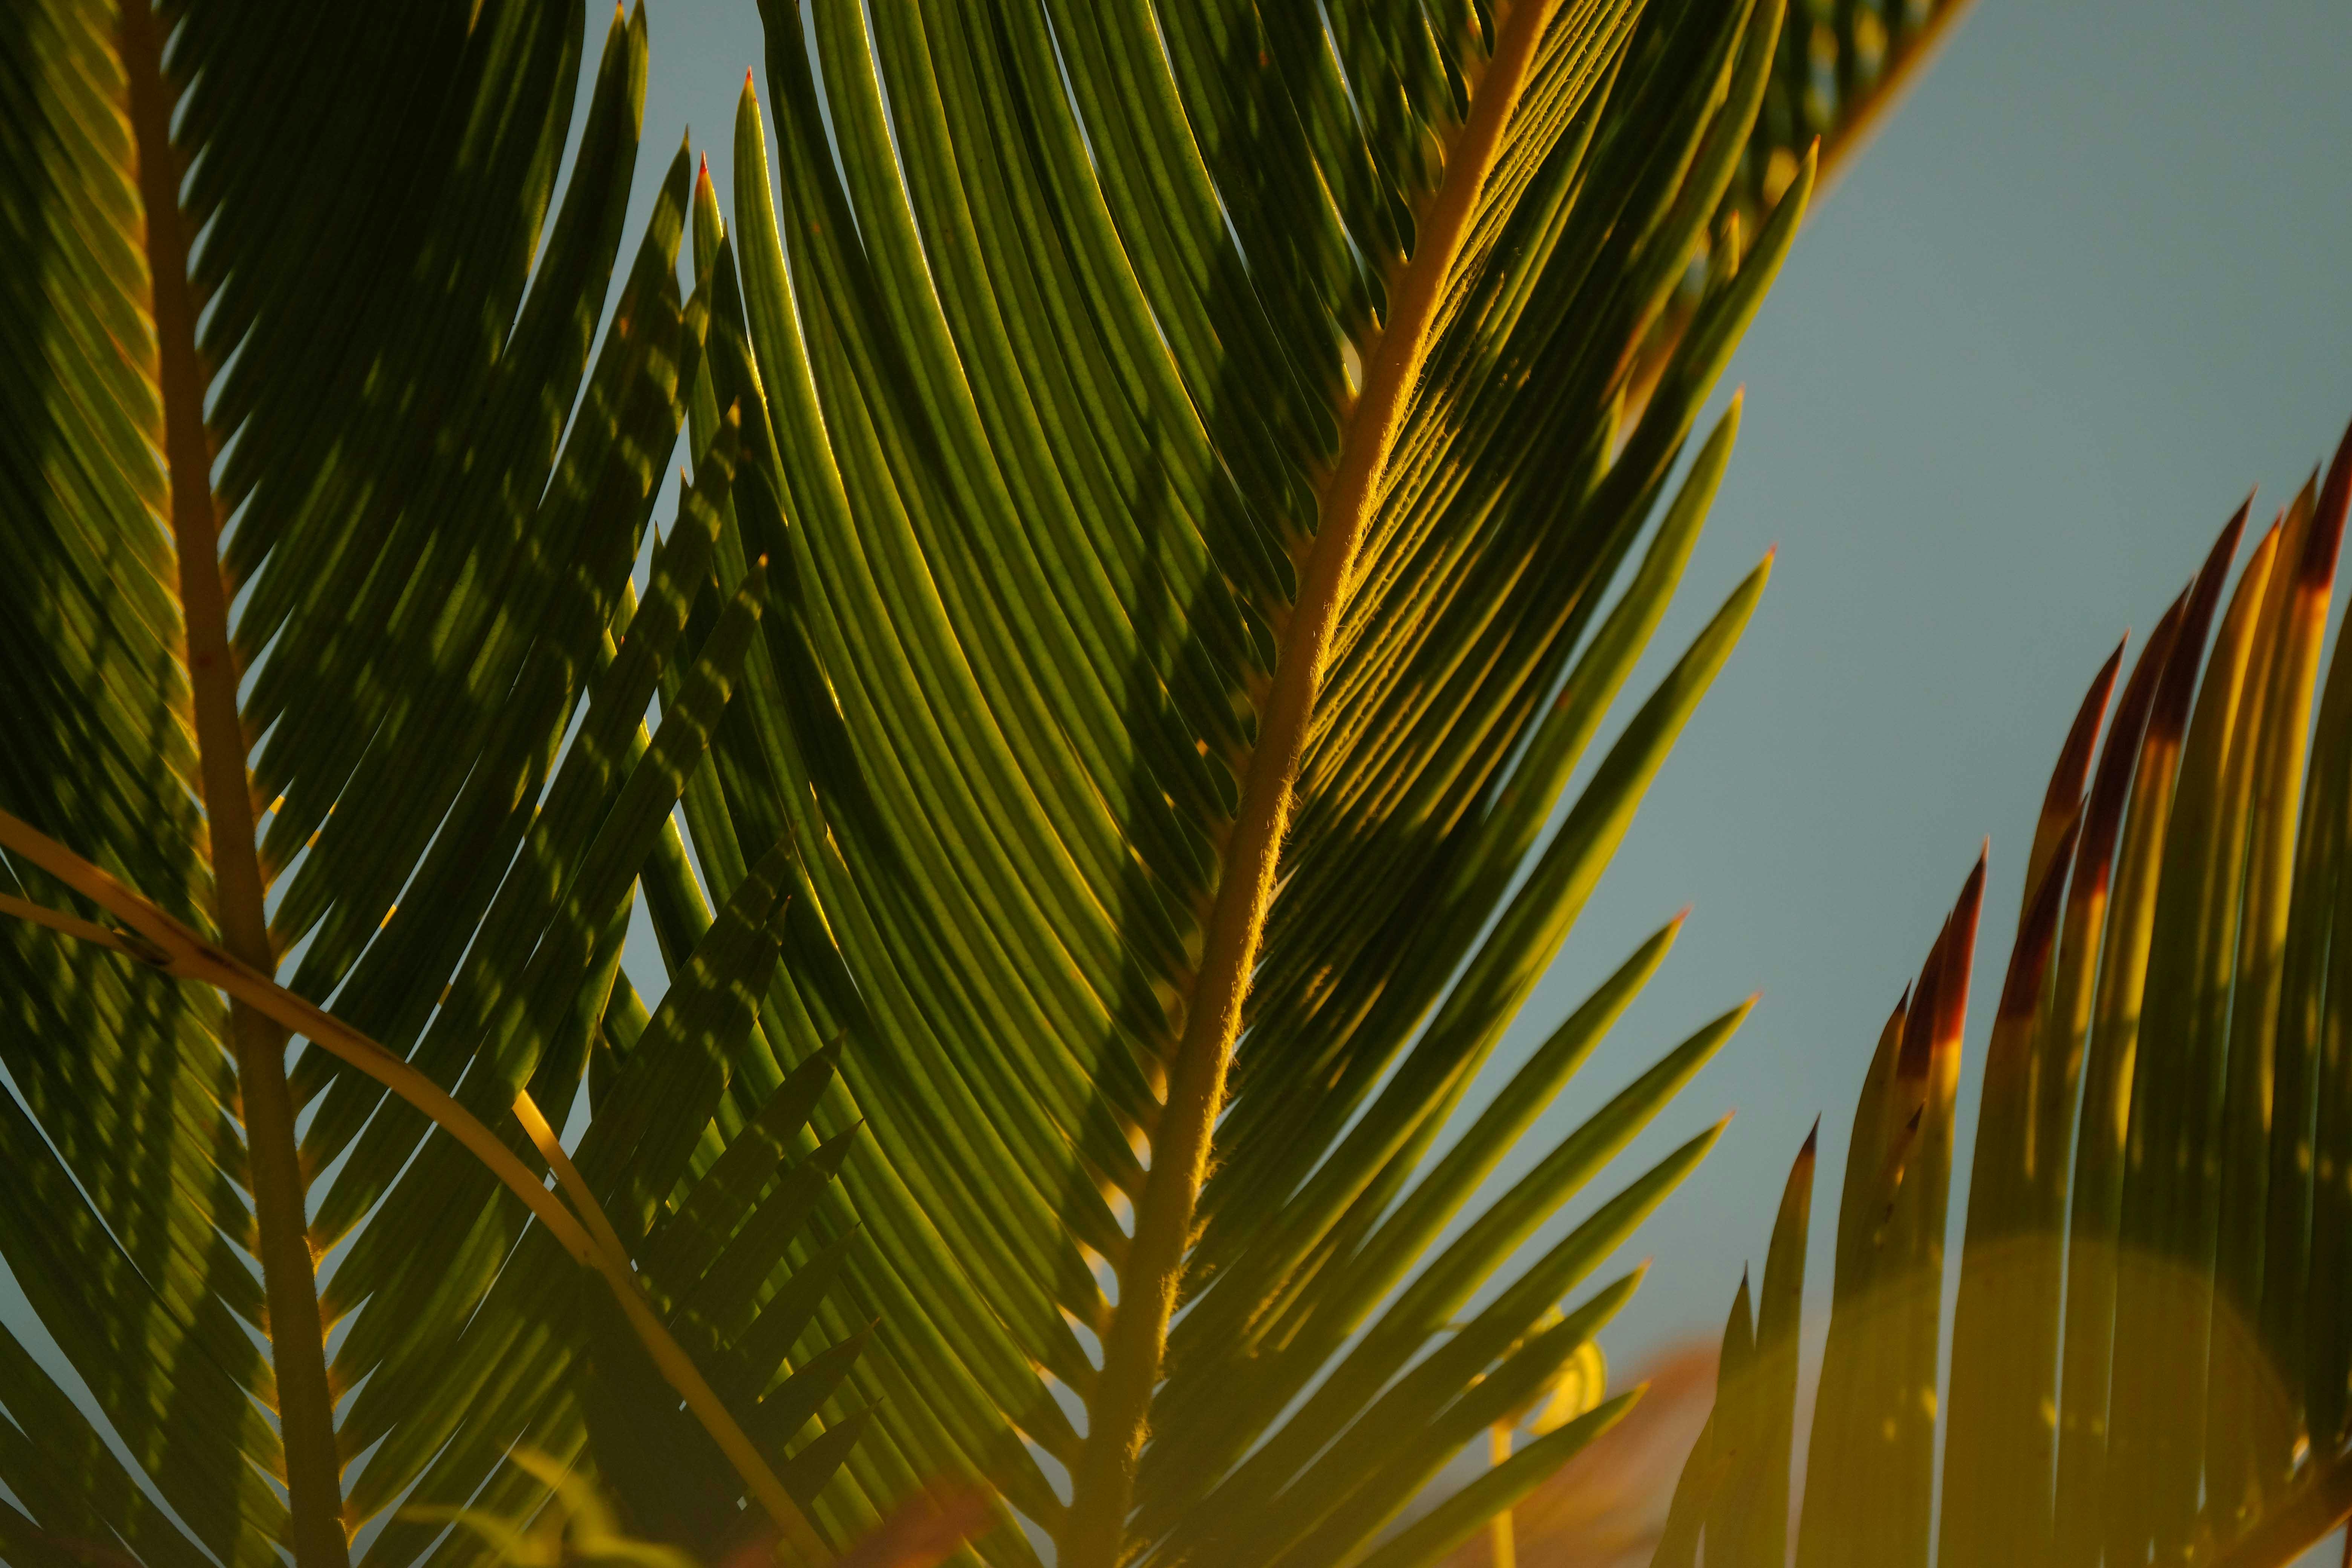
[1659,424,2352,1568]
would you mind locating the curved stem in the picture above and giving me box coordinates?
[1056,6,1570,1563]
[116,5,347,1560]
[511,1098,832,1564]
[0,810,831,1559]
[0,808,600,1263]
[1488,1425,1517,1568]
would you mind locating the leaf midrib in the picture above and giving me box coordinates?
[116,6,350,1563]
[1057,6,1575,1563]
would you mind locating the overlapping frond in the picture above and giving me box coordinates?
[1726,0,1974,225]
[1627,0,1974,414]
[0,2,275,1562]
[0,0,1977,1560]
[665,0,1820,1560]
[1656,417,2352,1568]
[1,4,869,1563]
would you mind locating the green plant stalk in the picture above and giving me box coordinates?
[2132,518,2270,1559]
[1057,3,1577,1561]
[115,3,347,1560]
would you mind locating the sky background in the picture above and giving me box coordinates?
[605,0,2352,1544]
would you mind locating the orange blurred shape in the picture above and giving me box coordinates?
[1442,1342,1719,1568]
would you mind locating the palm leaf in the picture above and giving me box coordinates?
[1624,0,1975,415]
[3,4,862,1564]
[0,0,1969,1561]
[679,0,1818,1560]
[1657,416,2352,1568]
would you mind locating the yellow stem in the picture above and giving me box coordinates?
[1055,5,1569,1563]
[0,892,153,959]
[115,3,346,1558]
[510,1098,832,1563]
[1488,1424,1516,1568]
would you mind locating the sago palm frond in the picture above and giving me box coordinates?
[1655,417,2352,1568]
[5,5,864,1565]
[1625,0,1973,417]
[0,0,1918,1563]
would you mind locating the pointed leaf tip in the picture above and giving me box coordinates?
[1930,856,1986,1055]
[2304,411,2352,587]
[2148,510,2243,741]
[2043,639,2125,818]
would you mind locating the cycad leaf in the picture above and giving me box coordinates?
[0,0,1964,1556]
[2,3,866,1560]
[1665,415,2352,1568]
[654,0,1831,1557]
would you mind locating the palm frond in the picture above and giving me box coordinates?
[1625,0,1976,416]
[1657,416,2352,1568]
[674,0,1818,1559]
[2,3,864,1563]
[0,0,1972,1560]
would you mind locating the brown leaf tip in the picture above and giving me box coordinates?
[2000,818,2079,1021]
[2304,412,2352,591]
[2044,637,2126,817]
[1934,853,1989,1050]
